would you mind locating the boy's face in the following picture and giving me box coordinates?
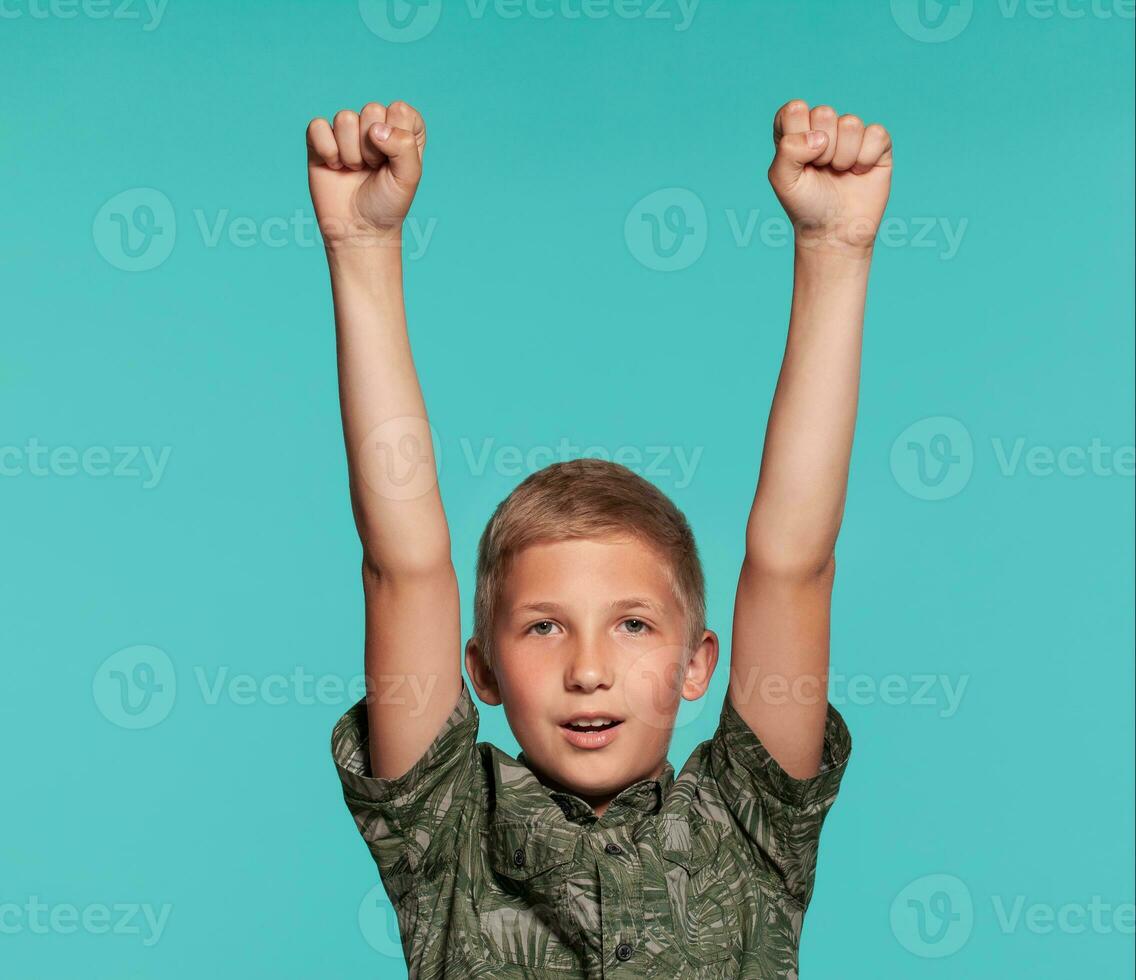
[466,535,718,813]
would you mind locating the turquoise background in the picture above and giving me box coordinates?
[2,1,1133,976]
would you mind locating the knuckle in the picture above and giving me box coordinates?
[812,104,837,118]
[333,109,357,127]
[361,101,385,114]
[839,114,864,129]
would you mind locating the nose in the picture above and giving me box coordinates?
[564,634,614,693]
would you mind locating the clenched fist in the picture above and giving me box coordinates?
[768,100,893,254]
[306,100,426,247]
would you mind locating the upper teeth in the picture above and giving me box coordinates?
[571,718,612,727]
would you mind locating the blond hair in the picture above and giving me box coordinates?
[473,459,705,665]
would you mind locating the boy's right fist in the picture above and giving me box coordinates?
[306,101,426,247]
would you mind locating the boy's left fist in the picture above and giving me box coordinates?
[768,100,893,254]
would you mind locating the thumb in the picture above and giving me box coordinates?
[367,123,422,186]
[768,130,828,189]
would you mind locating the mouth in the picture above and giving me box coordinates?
[558,715,624,749]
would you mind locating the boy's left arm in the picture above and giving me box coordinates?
[730,100,893,779]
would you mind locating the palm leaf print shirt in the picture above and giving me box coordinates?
[332,682,851,979]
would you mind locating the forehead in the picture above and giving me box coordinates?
[501,536,676,611]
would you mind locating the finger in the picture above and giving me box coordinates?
[367,123,422,187]
[768,129,830,189]
[306,117,341,169]
[852,123,893,174]
[358,102,388,168]
[809,105,839,167]
[830,114,865,172]
[773,99,812,146]
[385,100,427,158]
[333,110,363,171]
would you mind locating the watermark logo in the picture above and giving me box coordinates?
[358,417,443,501]
[891,0,974,42]
[359,0,442,42]
[459,437,703,489]
[892,419,1134,498]
[893,0,1132,41]
[891,874,974,957]
[0,0,169,30]
[358,884,405,959]
[93,645,177,729]
[890,416,974,500]
[0,440,172,489]
[625,188,707,272]
[94,191,436,271]
[0,897,172,946]
[92,188,176,272]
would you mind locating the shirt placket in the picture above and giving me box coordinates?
[591,820,644,975]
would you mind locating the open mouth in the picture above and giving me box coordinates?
[558,716,625,748]
[562,718,623,733]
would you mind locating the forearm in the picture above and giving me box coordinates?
[746,244,872,573]
[328,242,450,575]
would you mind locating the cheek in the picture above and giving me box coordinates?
[495,654,558,720]
[620,646,686,732]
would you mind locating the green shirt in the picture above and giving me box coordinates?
[331,682,850,979]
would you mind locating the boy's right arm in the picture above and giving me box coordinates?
[307,101,463,780]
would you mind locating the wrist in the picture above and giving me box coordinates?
[326,235,404,294]
[793,236,874,278]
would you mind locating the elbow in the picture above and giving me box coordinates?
[361,543,454,584]
[743,544,836,582]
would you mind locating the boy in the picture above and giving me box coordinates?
[309,98,892,978]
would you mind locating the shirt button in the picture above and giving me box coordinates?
[604,843,623,855]
[615,942,634,962]
[512,848,526,868]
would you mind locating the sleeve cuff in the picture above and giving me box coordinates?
[717,693,852,808]
[330,679,478,804]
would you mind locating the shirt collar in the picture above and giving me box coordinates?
[505,750,674,826]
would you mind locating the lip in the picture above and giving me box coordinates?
[558,718,624,750]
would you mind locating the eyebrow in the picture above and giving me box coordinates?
[512,597,663,616]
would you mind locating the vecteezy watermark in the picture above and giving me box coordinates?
[93,645,178,729]
[358,0,700,43]
[891,874,975,957]
[724,210,969,261]
[0,439,172,489]
[358,884,405,959]
[891,417,1135,500]
[358,416,443,502]
[729,667,970,719]
[0,897,173,946]
[92,188,437,272]
[193,666,436,713]
[191,209,436,256]
[0,0,169,30]
[93,645,442,729]
[891,874,1135,958]
[624,188,708,272]
[619,654,972,735]
[891,0,1133,43]
[459,438,704,489]
[624,189,970,271]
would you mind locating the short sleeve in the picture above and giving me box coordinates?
[707,694,851,908]
[330,680,479,899]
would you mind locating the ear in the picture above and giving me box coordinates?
[680,629,719,701]
[464,637,502,706]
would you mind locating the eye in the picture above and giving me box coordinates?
[528,620,559,636]
[620,618,650,635]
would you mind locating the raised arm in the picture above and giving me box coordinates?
[307,101,462,778]
[729,100,893,778]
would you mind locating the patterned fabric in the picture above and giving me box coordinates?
[331,682,850,979]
